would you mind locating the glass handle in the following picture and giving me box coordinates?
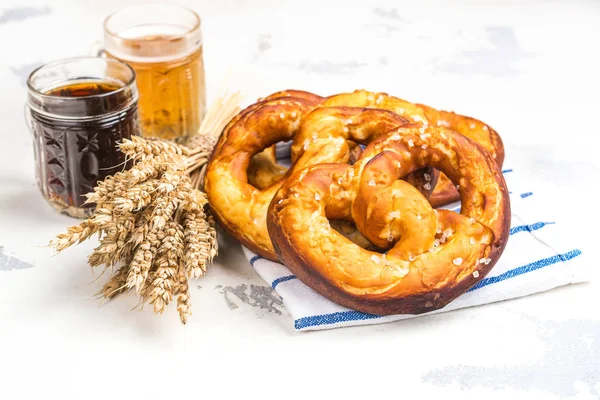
[90,41,106,57]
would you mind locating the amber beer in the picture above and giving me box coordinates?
[103,5,206,141]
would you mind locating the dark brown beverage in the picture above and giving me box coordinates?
[27,58,140,218]
[45,81,121,97]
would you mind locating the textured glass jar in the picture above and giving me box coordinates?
[26,57,140,218]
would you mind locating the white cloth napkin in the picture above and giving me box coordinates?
[241,156,589,331]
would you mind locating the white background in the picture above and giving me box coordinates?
[0,0,599,399]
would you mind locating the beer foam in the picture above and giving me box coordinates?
[107,23,202,63]
[118,23,189,39]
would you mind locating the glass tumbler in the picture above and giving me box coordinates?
[102,4,206,142]
[26,57,140,218]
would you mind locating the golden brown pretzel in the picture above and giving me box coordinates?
[205,97,314,259]
[267,124,510,315]
[247,90,503,207]
[242,91,324,190]
[415,104,504,207]
[246,90,325,190]
[205,103,434,260]
[322,90,504,207]
[288,106,437,247]
[290,106,437,203]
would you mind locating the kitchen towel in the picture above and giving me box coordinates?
[242,157,589,331]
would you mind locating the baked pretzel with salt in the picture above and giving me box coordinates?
[248,89,504,207]
[205,96,435,260]
[267,124,510,315]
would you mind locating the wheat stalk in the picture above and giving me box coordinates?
[49,89,242,324]
[174,263,191,324]
[150,222,183,314]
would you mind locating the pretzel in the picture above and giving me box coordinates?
[223,91,323,190]
[205,99,435,260]
[267,124,510,315]
[415,103,504,206]
[247,90,503,206]
[205,96,313,260]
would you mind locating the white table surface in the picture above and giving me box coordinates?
[1,0,599,399]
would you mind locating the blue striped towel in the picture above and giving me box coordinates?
[242,164,589,331]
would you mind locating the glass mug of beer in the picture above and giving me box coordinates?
[99,5,206,142]
[26,57,140,218]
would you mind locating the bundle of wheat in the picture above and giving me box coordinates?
[49,91,243,324]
